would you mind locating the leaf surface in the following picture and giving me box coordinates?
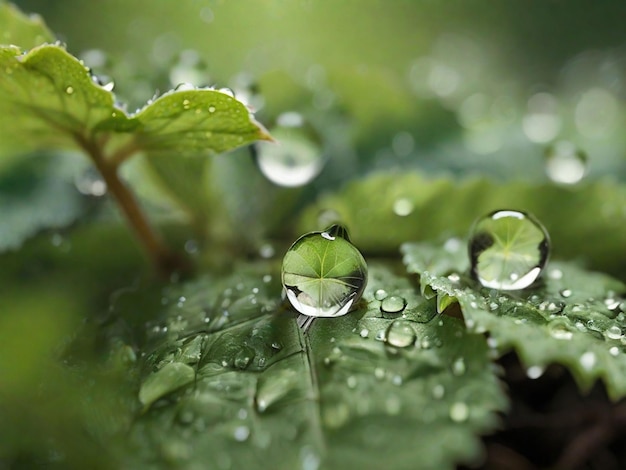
[402,241,626,400]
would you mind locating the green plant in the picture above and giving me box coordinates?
[2,2,626,469]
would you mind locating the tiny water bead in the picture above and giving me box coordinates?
[385,320,416,348]
[281,224,368,317]
[468,210,550,290]
[254,112,326,187]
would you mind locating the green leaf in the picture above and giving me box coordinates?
[0,154,86,251]
[139,362,195,409]
[115,262,507,469]
[0,43,271,160]
[0,2,54,49]
[297,172,626,278]
[402,241,626,400]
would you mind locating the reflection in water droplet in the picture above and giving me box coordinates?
[282,224,367,317]
[385,320,416,348]
[580,351,597,371]
[469,210,550,290]
[255,114,325,187]
[450,402,469,422]
[545,141,587,185]
[380,296,407,314]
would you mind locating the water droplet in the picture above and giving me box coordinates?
[605,297,621,311]
[282,224,367,317]
[452,357,466,376]
[549,318,574,340]
[380,296,407,314]
[374,367,385,380]
[65,86,74,95]
[605,325,623,340]
[182,99,191,109]
[234,346,255,369]
[255,114,325,187]
[579,351,597,372]
[374,289,388,301]
[450,402,469,422]
[208,105,216,113]
[432,384,445,399]
[359,328,369,338]
[393,198,414,217]
[527,365,545,379]
[545,141,587,185]
[609,346,620,357]
[233,425,250,442]
[560,289,572,298]
[469,210,550,290]
[385,320,416,348]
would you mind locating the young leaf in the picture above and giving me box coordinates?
[297,172,626,278]
[115,263,507,469]
[0,43,271,160]
[0,2,54,49]
[402,241,626,400]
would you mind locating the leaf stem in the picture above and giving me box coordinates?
[76,134,186,276]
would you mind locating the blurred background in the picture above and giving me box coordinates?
[2,1,626,468]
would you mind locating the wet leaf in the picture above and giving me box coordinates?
[115,263,506,469]
[298,172,626,278]
[402,241,626,400]
[0,43,271,160]
[0,2,54,50]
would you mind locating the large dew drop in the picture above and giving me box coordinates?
[468,210,550,290]
[281,224,367,317]
[255,112,325,187]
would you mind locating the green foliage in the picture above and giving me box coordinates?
[298,172,626,278]
[0,2,53,49]
[402,241,626,400]
[107,264,507,470]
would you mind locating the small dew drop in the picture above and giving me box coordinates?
[560,289,572,298]
[233,425,250,442]
[548,318,574,340]
[526,365,545,379]
[65,85,74,95]
[450,402,469,423]
[208,105,216,113]
[385,320,416,348]
[380,296,407,314]
[374,289,388,301]
[609,346,620,357]
[393,198,414,217]
[579,351,597,371]
[359,328,369,338]
[605,325,623,340]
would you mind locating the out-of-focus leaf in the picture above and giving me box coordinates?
[402,241,626,400]
[298,171,626,278]
[0,2,54,49]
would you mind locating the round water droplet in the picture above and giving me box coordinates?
[65,85,74,95]
[580,351,597,371]
[380,296,407,314]
[281,224,367,317]
[560,289,572,298]
[359,328,369,338]
[526,365,545,379]
[548,318,574,340]
[545,141,587,185]
[374,289,388,301]
[385,320,416,348]
[233,425,250,442]
[449,402,469,423]
[605,325,623,340]
[234,346,255,369]
[255,114,325,187]
[468,210,550,290]
[609,346,620,357]
[392,198,414,217]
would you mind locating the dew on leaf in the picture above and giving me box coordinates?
[255,113,325,187]
[65,85,74,95]
[545,141,587,185]
[548,318,575,340]
[449,402,469,423]
[468,209,550,290]
[281,224,367,317]
[385,320,416,348]
[580,351,597,371]
[393,198,414,217]
[359,328,369,338]
[374,289,388,301]
[234,346,255,369]
[609,346,620,357]
[526,365,545,379]
[380,296,407,314]
[208,105,216,113]
[560,289,572,298]
[605,325,623,340]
